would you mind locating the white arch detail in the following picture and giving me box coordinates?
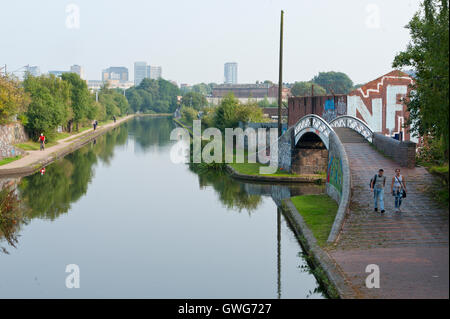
[293,114,332,149]
[329,115,374,142]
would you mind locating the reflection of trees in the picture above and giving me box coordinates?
[189,165,263,213]
[128,116,174,151]
[19,126,127,221]
[0,184,23,254]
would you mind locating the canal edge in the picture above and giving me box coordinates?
[0,115,136,178]
[280,198,359,299]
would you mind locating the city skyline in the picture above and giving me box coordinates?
[0,0,421,86]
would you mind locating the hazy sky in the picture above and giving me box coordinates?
[0,0,421,85]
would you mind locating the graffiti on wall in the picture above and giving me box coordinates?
[322,96,347,123]
[347,70,416,142]
[327,155,343,194]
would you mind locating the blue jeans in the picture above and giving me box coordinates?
[374,188,384,210]
[394,189,403,209]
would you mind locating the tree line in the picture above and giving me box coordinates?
[0,72,130,140]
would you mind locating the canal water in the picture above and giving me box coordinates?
[0,116,326,298]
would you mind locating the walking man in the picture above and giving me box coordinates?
[371,168,386,213]
[391,168,407,213]
[39,133,45,151]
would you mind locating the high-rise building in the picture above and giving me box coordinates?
[148,66,162,79]
[70,64,85,79]
[134,62,148,86]
[224,62,238,84]
[102,67,129,82]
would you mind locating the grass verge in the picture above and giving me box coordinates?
[291,194,338,246]
[0,155,22,166]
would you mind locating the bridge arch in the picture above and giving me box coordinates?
[329,115,374,143]
[291,114,331,175]
[293,114,333,149]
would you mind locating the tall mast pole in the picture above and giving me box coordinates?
[277,10,284,138]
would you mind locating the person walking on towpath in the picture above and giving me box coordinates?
[391,168,407,213]
[370,168,386,213]
[39,133,45,151]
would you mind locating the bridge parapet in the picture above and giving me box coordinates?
[329,115,373,143]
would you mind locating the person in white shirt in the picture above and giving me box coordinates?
[391,168,407,213]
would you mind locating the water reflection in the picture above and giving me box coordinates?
[0,116,327,298]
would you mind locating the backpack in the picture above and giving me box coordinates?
[369,174,377,188]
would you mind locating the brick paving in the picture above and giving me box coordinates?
[328,130,449,298]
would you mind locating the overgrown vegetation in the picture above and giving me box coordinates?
[125,78,179,114]
[0,75,30,124]
[20,73,129,141]
[393,0,449,160]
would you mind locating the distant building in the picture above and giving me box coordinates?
[134,62,148,86]
[102,67,128,83]
[224,62,238,84]
[48,70,69,77]
[148,66,162,79]
[25,65,40,77]
[70,64,85,79]
[87,80,103,91]
[212,83,289,99]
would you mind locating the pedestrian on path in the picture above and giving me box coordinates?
[39,133,45,151]
[93,120,98,131]
[370,168,386,213]
[391,168,407,213]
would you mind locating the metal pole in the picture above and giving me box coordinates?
[277,10,284,138]
[277,207,281,299]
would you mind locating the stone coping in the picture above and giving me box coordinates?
[281,198,358,299]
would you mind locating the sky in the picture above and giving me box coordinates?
[0,0,421,85]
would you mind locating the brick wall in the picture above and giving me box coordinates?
[288,95,347,127]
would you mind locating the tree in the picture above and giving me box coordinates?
[125,78,179,113]
[312,71,354,94]
[291,81,327,96]
[23,74,71,139]
[180,106,198,123]
[393,0,449,159]
[0,75,30,124]
[181,91,207,110]
[61,72,93,131]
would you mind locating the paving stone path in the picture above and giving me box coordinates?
[328,129,448,298]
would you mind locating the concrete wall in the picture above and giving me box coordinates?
[0,122,28,159]
[373,133,416,168]
[326,131,351,243]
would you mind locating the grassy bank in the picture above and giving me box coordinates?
[230,162,295,177]
[0,155,22,166]
[291,194,338,246]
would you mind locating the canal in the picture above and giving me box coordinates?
[0,116,326,298]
